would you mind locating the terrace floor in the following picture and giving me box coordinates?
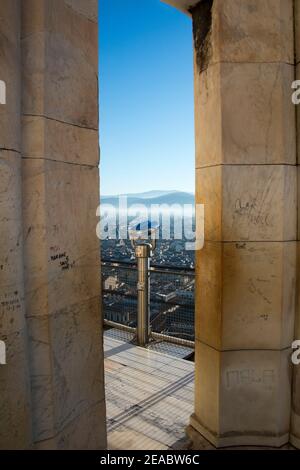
[104,328,195,450]
[104,329,297,451]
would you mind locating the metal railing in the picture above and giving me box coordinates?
[102,259,195,346]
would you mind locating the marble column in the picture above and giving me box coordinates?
[291,0,300,450]
[189,0,297,447]
[21,0,106,449]
[0,0,32,449]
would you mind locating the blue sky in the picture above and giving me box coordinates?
[99,0,195,196]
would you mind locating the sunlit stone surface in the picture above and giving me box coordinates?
[291,0,300,450]
[20,0,106,449]
[0,0,32,450]
[190,0,297,448]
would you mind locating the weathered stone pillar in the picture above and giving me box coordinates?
[21,0,106,449]
[291,0,300,450]
[0,0,32,449]
[189,0,297,447]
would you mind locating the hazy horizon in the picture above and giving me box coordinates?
[101,189,195,198]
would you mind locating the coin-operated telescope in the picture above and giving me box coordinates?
[128,220,159,346]
[128,220,159,252]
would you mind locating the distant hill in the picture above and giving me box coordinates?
[101,190,194,207]
[102,190,180,200]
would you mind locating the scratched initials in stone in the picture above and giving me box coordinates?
[226,369,275,388]
[0,80,6,104]
[0,341,6,365]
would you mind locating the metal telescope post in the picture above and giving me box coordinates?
[129,220,159,347]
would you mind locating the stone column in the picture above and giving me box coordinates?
[21,0,106,449]
[291,0,300,450]
[189,0,297,447]
[0,0,32,449]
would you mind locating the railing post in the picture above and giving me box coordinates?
[135,244,150,346]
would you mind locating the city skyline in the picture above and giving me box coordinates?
[99,0,195,196]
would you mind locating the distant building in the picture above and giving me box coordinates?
[176,290,194,302]
[104,276,119,291]
[156,292,177,302]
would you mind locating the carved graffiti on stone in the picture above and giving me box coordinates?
[226,369,276,389]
